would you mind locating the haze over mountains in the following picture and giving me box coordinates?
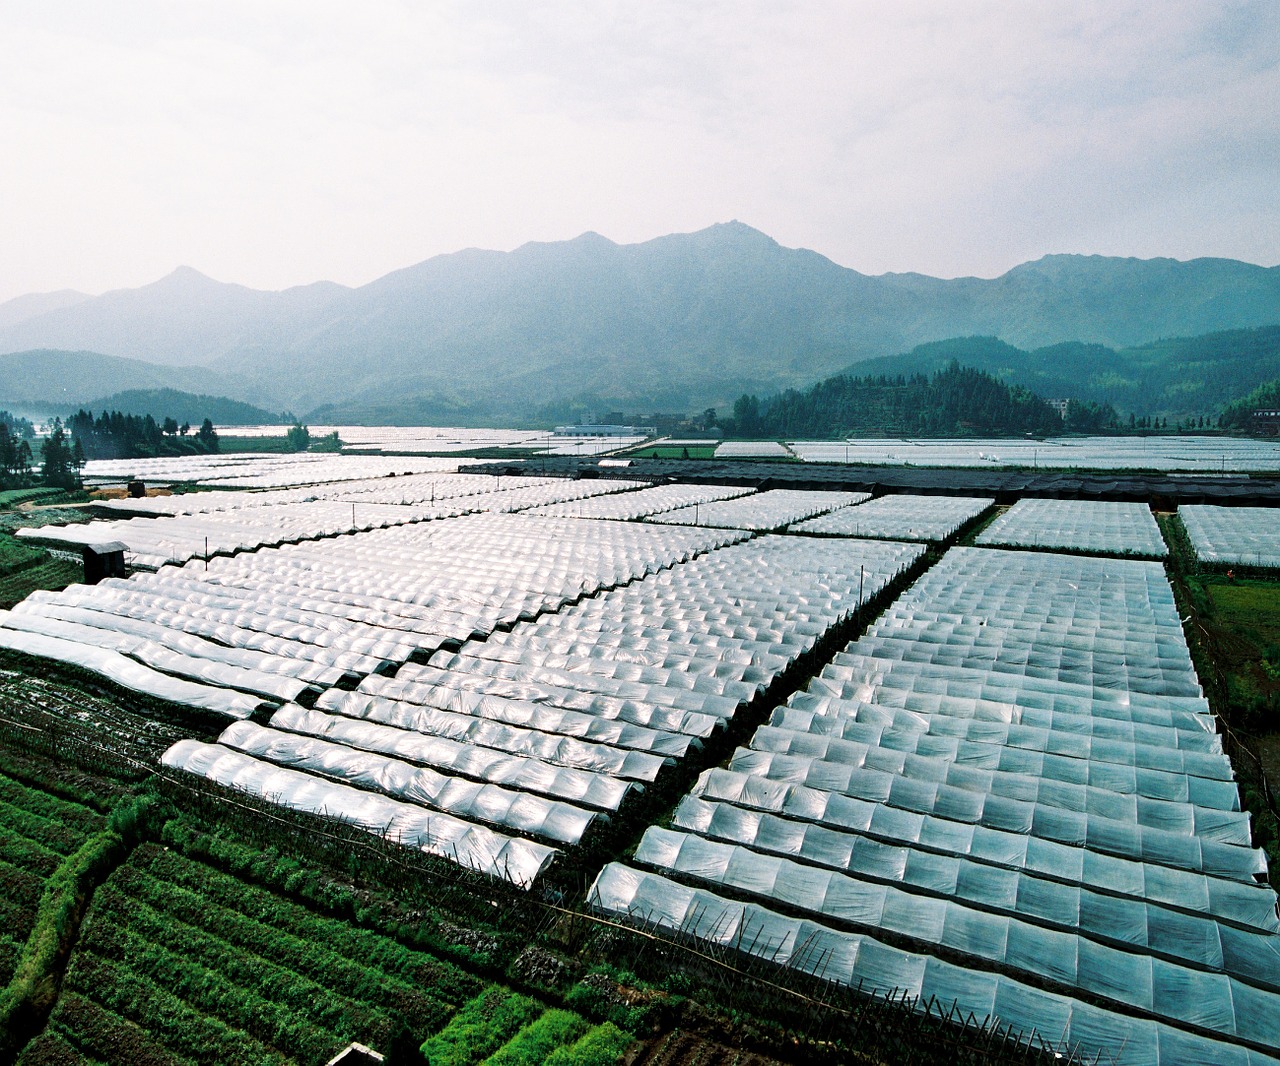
[1,222,1278,424]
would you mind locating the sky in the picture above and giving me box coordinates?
[0,1,1277,302]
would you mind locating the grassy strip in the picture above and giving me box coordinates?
[0,931,21,986]
[159,819,497,972]
[0,827,127,1055]
[0,858,45,936]
[0,535,54,576]
[141,836,485,996]
[0,775,105,831]
[543,1022,635,1066]
[109,861,456,1039]
[481,1009,590,1066]
[421,987,544,1066]
[0,488,68,511]
[76,918,344,1065]
[64,952,288,1066]
[0,748,131,814]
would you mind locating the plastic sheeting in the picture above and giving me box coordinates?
[161,740,556,885]
[976,499,1167,557]
[268,705,636,811]
[633,826,1280,1037]
[1180,505,1280,569]
[218,721,599,845]
[626,544,1280,1062]
[650,490,870,531]
[667,799,1280,990]
[315,688,681,771]
[588,864,1280,1066]
[787,435,1280,473]
[0,622,262,717]
[791,494,993,541]
[526,483,752,521]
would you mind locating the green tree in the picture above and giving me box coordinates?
[197,418,219,452]
[285,423,311,452]
[40,419,78,489]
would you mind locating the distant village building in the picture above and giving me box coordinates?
[1253,409,1280,436]
[1046,399,1070,420]
[555,424,655,437]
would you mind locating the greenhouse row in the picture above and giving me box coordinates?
[791,493,993,541]
[975,498,1167,556]
[594,546,1280,1062]
[162,740,557,884]
[2,514,745,714]
[82,452,466,487]
[525,483,751,521]
[155,533,923,880]
[787,436,1280,472]
[588,865,1280,1066]
[21,478,651,568]
[650,489,869,531]
[98,472,586,517]
[1179,504,1280,569]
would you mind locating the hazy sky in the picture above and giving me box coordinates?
[1,1,1277,302]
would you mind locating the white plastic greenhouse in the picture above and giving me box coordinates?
[592,546,1280,1064]
[975,499,1167,557]
[1179,505,1280,569]
[650,490,869,531]
[791,494,993,541]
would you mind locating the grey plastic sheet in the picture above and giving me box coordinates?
[269,704,635,811]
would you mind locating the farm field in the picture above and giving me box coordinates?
[0,452,1277,1064]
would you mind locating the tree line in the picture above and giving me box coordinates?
[719,361,1120,439]
[0,409,221,492]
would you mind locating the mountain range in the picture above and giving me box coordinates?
[1,222,1278,423]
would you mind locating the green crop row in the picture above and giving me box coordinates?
[421,987,544,1066]
[0,489,67,511]
[15,1023,110,1066]
[64,952,288,1066]
[0,797,95,856]
[0,774,105,834]
[0,830,63,878]
[136,840,485,1001]
[0,859,44,939]
[90,883,425,1052]
[108,862,454,1040]
[32,995,169,1066]
[154,824,494,982]
[482,1008,590,1066]
[543,1022,635,1066]
[76,915,346,1065]
[0,559,84,610]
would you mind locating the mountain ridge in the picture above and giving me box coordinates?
[2,223,1278,416]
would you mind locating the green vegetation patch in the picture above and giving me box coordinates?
[421,987,544,1066]
[481,1008,590,1066]
[543,1022,635,1066]
[627,445,717,459]
[0,534,84,609]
